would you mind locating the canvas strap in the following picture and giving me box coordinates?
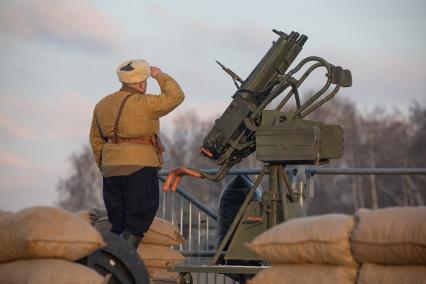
[112,93,135,143]
[109,92,165,163]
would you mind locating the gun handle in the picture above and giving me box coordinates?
[163,168,204,192]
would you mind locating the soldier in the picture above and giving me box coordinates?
[89,59,185,248]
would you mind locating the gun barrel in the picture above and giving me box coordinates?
[272,29,288,37]
[296,35,308,47]
[288,31,299,43]
[202,30,307,163]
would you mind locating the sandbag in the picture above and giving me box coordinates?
[0,259,107,284]
[147,267,178,282]
[248,214,357,266]
[0,206,105,262]
[77,208,107,224]
[145,217,185,245]
[217,175,261,248]
[137,244,184,268]
[358,263,426,284]
[77,210,92,224]
[351,206,426,264]
[93,216,185,246]
[248,264,357,284]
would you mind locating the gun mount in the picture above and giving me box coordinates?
[164,29,352,273]
[164,29,351,191]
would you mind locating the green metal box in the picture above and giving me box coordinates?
[255,110,343,164]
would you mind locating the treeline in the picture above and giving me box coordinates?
[57,98,426,215]
[303,99,426,214]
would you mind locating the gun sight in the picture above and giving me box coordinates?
[272,29,288,37]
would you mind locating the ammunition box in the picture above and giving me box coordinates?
[255,110,343,164]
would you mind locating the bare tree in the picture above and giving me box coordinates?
[305,98,426,214]
[407,102,426,205]
[57,145,104,212]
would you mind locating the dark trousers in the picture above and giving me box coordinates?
[103,167,159,237]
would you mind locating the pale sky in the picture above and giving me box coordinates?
[0,0,425,211]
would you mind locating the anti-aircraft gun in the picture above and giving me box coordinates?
[164,29,352,281]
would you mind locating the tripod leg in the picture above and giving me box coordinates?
[278,166,306,220]
[268,165,279,228]
[210,166,267,265]
[278,166,296,202]
[277,165,289,221]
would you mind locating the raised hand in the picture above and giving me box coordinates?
[150,66,162,79]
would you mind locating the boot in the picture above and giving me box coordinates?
[120,231,142,249]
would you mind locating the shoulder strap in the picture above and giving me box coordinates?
[113,93,135,140]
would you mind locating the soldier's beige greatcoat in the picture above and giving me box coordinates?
[90,73,184,177]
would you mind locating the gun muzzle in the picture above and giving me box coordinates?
[288,31,300,43]
[296,35,308,47]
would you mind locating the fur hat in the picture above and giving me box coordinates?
[116,59,150,83]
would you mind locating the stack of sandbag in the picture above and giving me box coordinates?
[77,209,185,283]
[0,206,107,284]
[137,218,185,283]
[138,243,184,283]
[352,206,426,284]
[247,214,358,284]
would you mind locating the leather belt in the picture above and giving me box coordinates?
[108,136,165,164]
[108,137,152,144]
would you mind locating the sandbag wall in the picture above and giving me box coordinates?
[353,207,426,284]
[136,218,185,284]
[248,214,358,284]
[248,206,426,284]
[0,207,107,284]
[80,209,186,283]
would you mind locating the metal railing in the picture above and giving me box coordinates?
[157,167,426,283]
[304,168,426,209]
[305,168,426,192]
[156,172,220,283]
[155,168,298,283]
